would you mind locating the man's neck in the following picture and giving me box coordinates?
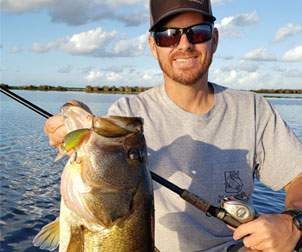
[164,75,214,115]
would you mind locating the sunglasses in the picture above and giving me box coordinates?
[152,22,213,48]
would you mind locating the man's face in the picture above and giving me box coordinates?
[149,12,218,86]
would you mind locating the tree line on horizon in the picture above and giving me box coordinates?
[1,83,302,94]
[0,84,151,94]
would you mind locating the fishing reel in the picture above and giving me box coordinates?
[214,196,256,228]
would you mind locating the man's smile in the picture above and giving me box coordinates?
[173,56,199,69]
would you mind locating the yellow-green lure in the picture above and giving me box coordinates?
[55,128,90,161]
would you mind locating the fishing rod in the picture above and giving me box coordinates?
[0,86,255,228]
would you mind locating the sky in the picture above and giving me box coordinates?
[1,0,302,90]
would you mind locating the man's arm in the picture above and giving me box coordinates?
[284,173,302,209]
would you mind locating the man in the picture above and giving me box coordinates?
[45,0,302,251]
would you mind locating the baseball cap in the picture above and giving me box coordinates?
[149,0,216,31]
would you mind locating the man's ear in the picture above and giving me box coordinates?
[211,27,219,54]
[148,34,159,60]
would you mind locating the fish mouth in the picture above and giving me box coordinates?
[93,116,143,138]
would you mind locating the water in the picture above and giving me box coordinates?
[0,90,301,251]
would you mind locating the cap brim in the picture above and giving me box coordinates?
[149,7,216,31]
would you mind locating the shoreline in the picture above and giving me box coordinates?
[1,84,302,98]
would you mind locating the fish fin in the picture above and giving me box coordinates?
[55,146,66,161]
[33,218,60,251]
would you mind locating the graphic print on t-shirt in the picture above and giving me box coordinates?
[224,170,243,193]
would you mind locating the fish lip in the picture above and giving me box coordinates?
[62,100,93,114]
[92,116,143,138]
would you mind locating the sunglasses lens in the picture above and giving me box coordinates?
[189,24,212,44]
[154,29,180,47]
[153,23,213,47]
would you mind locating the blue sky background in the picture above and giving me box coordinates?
[1,0,301,90]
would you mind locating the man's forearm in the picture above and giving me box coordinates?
[284,173,302,242]
[285,173,302,209]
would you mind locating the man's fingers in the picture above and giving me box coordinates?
[49,133,64,147]
[242,232,266,250]
[44,114,67,147]
[233,219,261,240]
[44,114,64,134]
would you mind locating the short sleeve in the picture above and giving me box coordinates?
[255,96,302,190]
[107,97,134,117]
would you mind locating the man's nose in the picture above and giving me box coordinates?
[177,33,193,50]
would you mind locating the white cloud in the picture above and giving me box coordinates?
[216,11,259,37]
[142,73,152,81]
[99,0,144,7]
[32,40,63,53]
[1,0,147,26]
[221,61,259,73]
[283,45,302,62]
[62,28,116,55]
[85,70,103,82]
[283,69,302,78]
[210,60,302,90]
[210,67,271,90]
[84,69,122,83]
[1,0,53,12]
[242,48,277,62]
[274,23,302,42]
[112,34,147,57]
[32,27,147,57]
[9,46,23,54]
[106,72,121,82]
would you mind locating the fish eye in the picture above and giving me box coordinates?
[128,148,144,162]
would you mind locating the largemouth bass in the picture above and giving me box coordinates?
[33,101,155,252]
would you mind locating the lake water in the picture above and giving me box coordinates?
[0,90,302,251]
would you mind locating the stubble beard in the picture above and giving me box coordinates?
[158,51,213,86]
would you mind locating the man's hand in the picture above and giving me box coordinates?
[233,214,301,252]
[44,114,67,148]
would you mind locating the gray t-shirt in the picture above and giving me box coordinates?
[107,83,302,252]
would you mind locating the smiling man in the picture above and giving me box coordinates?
[44,0,302,251]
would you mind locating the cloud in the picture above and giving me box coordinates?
[283,68,302,78]
[62,28,116,55]
[112,34,147,57]
[9,46,23,54]
[283,45,302,62]
[106,72,121,82]
[58,65,73,73]
[32,27,147,57]
[1,0,147,26]
[114,12,148,27]
[242,48,277,62]
[274,23,302,42]
[216,55,234,60]
[1,0,53,12]
[1,0,231,27]
[221,61,259,73]
[216,11,259,37]
[32,40,63,53]
[210,67,272,90]
[84,69,122,83]
[85,70,103,82]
